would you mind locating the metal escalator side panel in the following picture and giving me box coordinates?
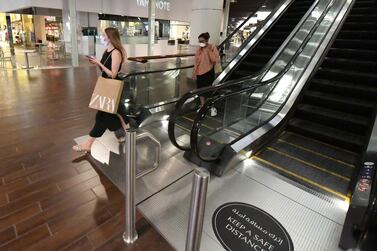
[231,0,355,153]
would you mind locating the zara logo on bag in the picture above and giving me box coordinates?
[89,94,116,113]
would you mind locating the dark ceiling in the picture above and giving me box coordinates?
[228,0,266,20]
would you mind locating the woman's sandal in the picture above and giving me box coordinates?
[72,145,91,153]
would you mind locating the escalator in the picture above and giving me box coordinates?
[169,0,335,152]
[162,1,377,248]
[169,0,377,202]
[173,0,318,139]
[228,0,316,80]
[255,0,377,200]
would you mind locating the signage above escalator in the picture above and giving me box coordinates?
[212,202,294,251]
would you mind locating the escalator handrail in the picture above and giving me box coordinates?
[168,0,320,151]
[167,72,262,150]
[119,65,193,79]
[190,0,338,161]
[128,53,195,63]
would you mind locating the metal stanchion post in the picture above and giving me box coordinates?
[123,129,138,244]
[185,168,210,251]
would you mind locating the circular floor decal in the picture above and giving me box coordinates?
[212,202,294,251]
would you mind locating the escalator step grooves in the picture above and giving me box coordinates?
[295,104,370,134]
[280,131,360,164]
[254,150,349,199]
[255,0,377,199]
[287,118,365,152]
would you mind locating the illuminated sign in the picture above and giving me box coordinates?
[136,0,171,11]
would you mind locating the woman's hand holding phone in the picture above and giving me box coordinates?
[87,55,100,65]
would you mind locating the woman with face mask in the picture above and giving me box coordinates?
[192,32,220,108]
[72,27,128,153]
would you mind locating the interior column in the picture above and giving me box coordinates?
[189,0,223,47]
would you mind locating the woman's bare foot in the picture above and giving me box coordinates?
[72,137,95,153]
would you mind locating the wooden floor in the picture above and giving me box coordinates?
[0,68,174,251]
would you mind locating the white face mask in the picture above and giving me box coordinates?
[199,42,206,48]
[100,36,109,46]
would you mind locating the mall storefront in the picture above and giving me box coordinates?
[98,14,190,45]
[0,0,193,56]
[0,12,63,47]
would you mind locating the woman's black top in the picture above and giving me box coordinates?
[100,48,122,78]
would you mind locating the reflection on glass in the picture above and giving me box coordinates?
[125,67,194,108]
[219,3,275,68]
[195,81,277,160]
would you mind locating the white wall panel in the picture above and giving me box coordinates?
[0,0,192,22]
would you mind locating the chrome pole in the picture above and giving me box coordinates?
[185,168,210,251]
[123,129,138,244]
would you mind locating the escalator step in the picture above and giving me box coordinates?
[293,0,315,4]
[269,139,354,178]
[309,78,377,99]
[256,148,349,198]
[269,24,295,31]
[337,30,377,40]
[346,14,377,22]
[327,48,377,61]
[287,118,365,152]
[261,38,285,47]
[285,5,312,12]
[246,53,271,62]
[251,45,279,55]
[303,90,376,115]
[239,61,266,71]
[342,22,377,31]
[353,1,377,8]
[321,57,377,73]
[316,68,377,85]
[333,39,377,50]
[350,7,377,15]
[282,17,306,23]
[231,70,253,79]
[274,19,300,26]
[283,12,309,18]
[266,31,293,39]
[280,131,360,165]
[295,104,370,134]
